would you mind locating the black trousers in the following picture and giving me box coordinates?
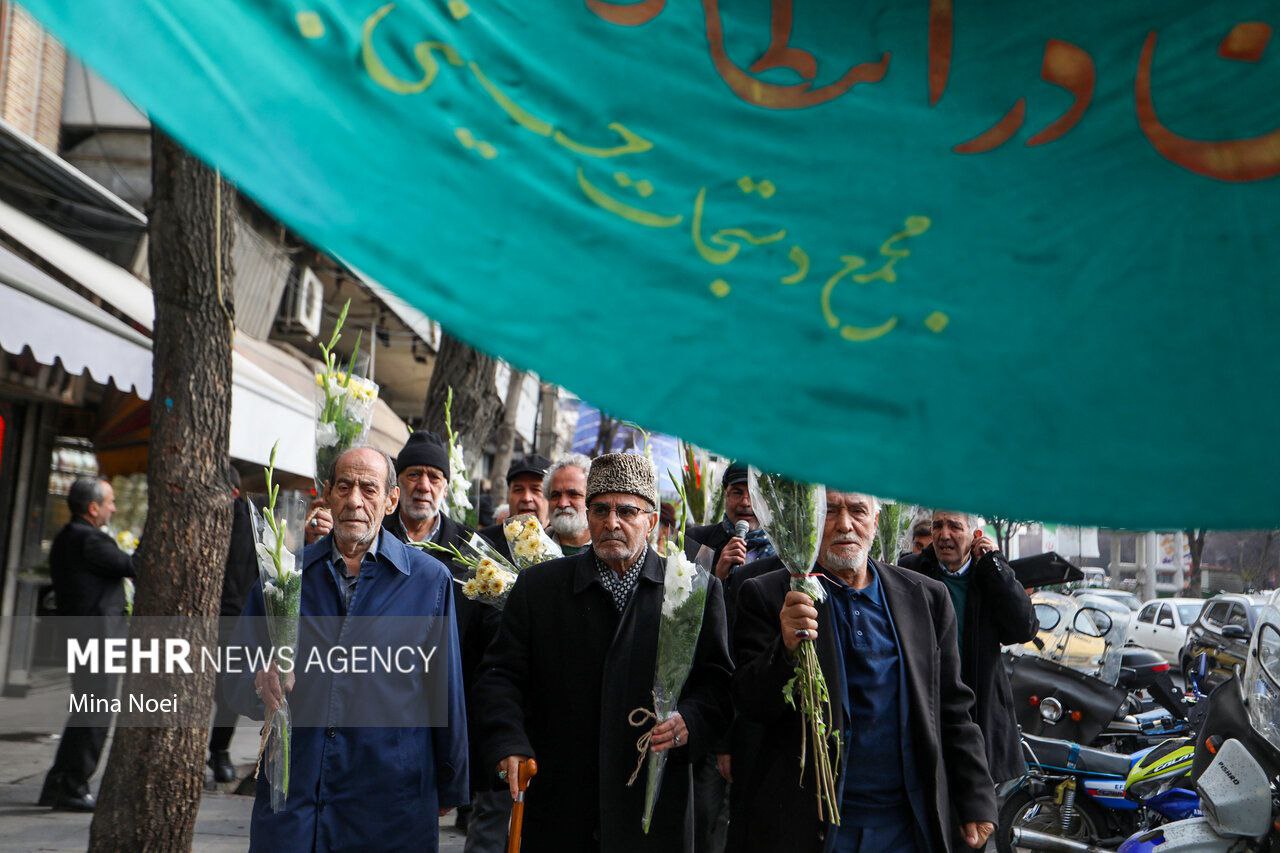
[208,624,241,754]
[208,668,241,753]
[40,668,115,800]
[693,753,730,853]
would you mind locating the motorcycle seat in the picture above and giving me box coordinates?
[1022,733,1132,778]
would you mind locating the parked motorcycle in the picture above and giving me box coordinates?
[997,734,1197,852]
[1008,596,1194,752]
[1012,591,1280,853]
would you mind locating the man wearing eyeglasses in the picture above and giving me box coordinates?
[685,462,775,588]
[475,452,734,852]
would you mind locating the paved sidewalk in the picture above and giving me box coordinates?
[0,667,466,851]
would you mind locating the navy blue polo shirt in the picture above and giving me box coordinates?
[826,564,919,828]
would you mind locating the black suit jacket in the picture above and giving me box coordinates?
[475,547,734,853]
[732,560,996,853]
[49,518,134,638]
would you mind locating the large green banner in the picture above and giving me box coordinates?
[25,0,1280,527]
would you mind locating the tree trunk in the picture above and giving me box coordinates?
[422,331,501,463]
[592,414,621,457]
[489,368,526,503]
[990,518,1020,555]
[88,131,235,852]
[1182,528,1207,596]
[535,381,560,457]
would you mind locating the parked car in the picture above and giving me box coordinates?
[1179,593,1271,687]
[1130,597,1205,665]
[1072,587,1142,612]
[1079,567,1109,588]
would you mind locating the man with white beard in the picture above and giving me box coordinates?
[544,454,592,555]
[730,490,996,853]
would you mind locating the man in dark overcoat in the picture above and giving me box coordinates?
[733,490,997,853]
[375,430,504,847]
[38,477,135,811]
[476,452,734,853]
[899,510,1039,787]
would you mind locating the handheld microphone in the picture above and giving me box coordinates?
[733,520,751,568]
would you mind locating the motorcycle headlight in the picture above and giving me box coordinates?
[1040,696,1064,724]
[1128,778,1161,801]
[1129,775,1184,803]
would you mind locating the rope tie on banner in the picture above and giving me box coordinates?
[625,691,661,786]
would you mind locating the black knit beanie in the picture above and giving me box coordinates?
[395,430,450,477]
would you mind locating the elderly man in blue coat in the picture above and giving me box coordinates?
[228,446,469,852]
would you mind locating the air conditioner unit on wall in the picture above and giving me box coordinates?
[279,266,324,338]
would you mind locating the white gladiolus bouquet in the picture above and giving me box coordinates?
[443,387,472,522]
[314,300,379,490]
[748,467,839,825]
[503,513,562,569]
[629,482,713,832]
[250,443,305,813]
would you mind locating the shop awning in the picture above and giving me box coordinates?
[0,199,323,478]
[0,197,153,330]
[0,243,152,399]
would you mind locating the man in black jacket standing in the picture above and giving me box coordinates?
[208,465,259,782]
[733,491,996,852]
[900,511,1039,788]
[477,452,733,853]
[684,461,774,852]
[38,477,134,812]
[685,462,774,591]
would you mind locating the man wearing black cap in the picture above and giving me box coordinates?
[686,462,774,587]
[477,454,551,562]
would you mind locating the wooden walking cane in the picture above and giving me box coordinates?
[505,758,538,853]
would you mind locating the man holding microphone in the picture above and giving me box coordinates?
[685,462,774,591]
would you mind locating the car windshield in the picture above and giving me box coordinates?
[1177,604,1203,624]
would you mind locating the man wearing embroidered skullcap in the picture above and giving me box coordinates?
[475,452,733,852]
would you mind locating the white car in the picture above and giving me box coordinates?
[1130,597,1207,665]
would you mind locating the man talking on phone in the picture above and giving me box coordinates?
[900,511,1038,792]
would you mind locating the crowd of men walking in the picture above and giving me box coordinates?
[40,430,1039,853]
